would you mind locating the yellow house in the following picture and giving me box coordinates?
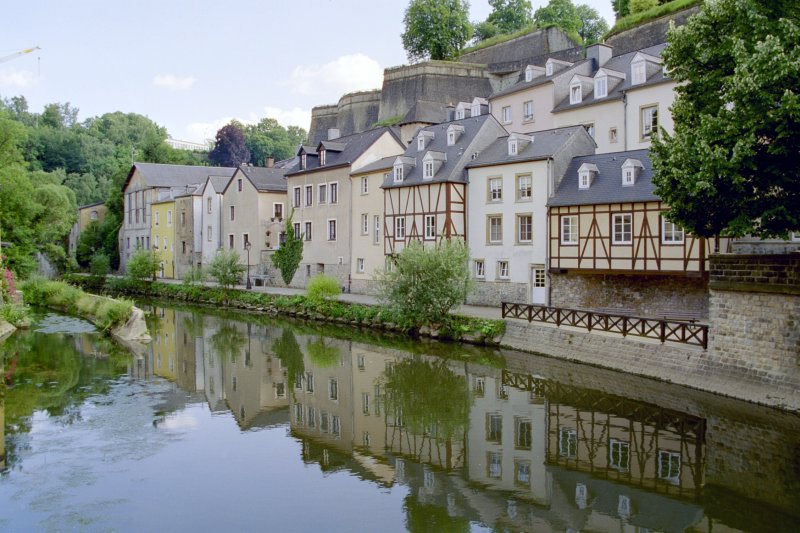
[151,199,176,279]
[151,306,177,381]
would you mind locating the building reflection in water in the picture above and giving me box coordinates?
[137,308,799,532]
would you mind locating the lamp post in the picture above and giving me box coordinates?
[244,239,252,290]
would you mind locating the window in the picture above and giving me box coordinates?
[447,130,455,146]
[155,211,160,226]
[570,83,582,104]
[595,75,607,98]
[516,174,531,200]
[319,411,328,431]
[154,235,159,248]
[242,233,249,248]
[613,214,632,244]
[508,139,518,155]
[623,168,635,186]
[228,234,234,249]
[424,215,436,239]
[180,212,186,226]
[182,241,186,254]
[307,406,316,428]
[318,183,327,204]
[328,378,338,400]
[361,176,369,195]
[523,100,534,121]
[641,105,658,140]
[319,148,326,166]
[423,161,434,179]
[501,106,512,123]
[515,461,531,486]
[515,417,532,450]
[475,260,485,279]
[487,414,502,443]
[237,178,242,192]
[609,439,630,471]
[455,108,465,120]
[207,198,212,213]
[662,219,685,244]
[229,206,235,221]
[488,215,502,243]
[498,260,509,279]
[561,215,578,244]
[330,183,338,204]
[394,165,403,182]
[127,237,130,249]
[525,67,533,82]
[305,372,315,393]
[374,215,381,244]
[305,185,313,206]
[584,123,595,139]
[579,170,591,189]
[293,222,301,240]
[417,135,425,150]
[300,152,307,169]
[488,177,502,201]
[294,403,304,424]
[395,217,405,239]
[609,127,618,143]
[517,214,532,243]
[207,226,212,242]
[304,221,312,241]
[361,214,369,235]
[658,450,681,484]
[559,427,577,458]
[362,392,370,414]
[327,219,337,241]
[293,187,301,207]
[632,59,646,85]
[487,452,502,478]
[357,258,365,273]
[474,376,485,396]
[274,203,283,219]
[331,415,341,437]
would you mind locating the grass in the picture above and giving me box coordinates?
[0,303,31,327]
[372,115,404,128]
[605,0,701,39]
[460,24,583,57]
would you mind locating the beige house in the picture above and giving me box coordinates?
[285,127,404,289]
[220,165,289,282]
[174,186,204,279]
[68,201,107,259]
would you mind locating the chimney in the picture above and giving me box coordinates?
[446,103,455,122]
[585,43,613,68]
[266,157,274,168]
[327,128,341,140]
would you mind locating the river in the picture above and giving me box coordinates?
[1,302,799,532]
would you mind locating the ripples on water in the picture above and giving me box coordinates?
[1,305,799,532]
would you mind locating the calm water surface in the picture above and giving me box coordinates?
[1,304,799,532]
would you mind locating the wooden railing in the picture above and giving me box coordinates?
[501,302,709,349]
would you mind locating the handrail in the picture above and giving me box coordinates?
[501,302,708,349]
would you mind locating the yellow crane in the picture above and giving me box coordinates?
[0,46,41,64]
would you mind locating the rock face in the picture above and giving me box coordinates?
[0,319,16,342]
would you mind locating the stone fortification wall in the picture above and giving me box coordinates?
[458,26,577,67]
[549,273,709,317]
[605,6,700,55]
[378,61,493,123]
[308,105,339,146]
[335,90,381,139]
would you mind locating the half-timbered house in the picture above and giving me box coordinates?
[548,150,729,317]
[382,113,507,257]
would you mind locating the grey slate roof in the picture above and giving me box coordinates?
[489,59,591,100]
[466,126,589,168]
[382,114,504,189]
[203,175,233,195]
[351,155,396,175]
[125,162,236,191]
[398,100,449,125]
[238,165,289,192]
[549,149,657,207]
[287,127,400,177]
[552,44,668,112]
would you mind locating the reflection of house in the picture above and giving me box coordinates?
[173,310,198,393]
[1,384,5,470]
[151,306,177,381]
[201,315,228,412]
[68,201,107,258]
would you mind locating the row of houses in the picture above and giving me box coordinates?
[116,41,797,315]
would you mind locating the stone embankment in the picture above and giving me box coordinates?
[0,319,15,341]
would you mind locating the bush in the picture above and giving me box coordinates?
[630,0,659,14]
[272,209,303,285]
[377,239,473,329]
[94,298,134,331]
[182,265,207,286]
[90,253,111,277]
[0,303,31,327]
[306,274,340,306]
[208,248,246,289]
[127,248,160,281]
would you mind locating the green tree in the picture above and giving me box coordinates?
[243,118,304,165]
[89,252,110,277]
[651,0,800,238]
[76,221,105,267]
[473,20,502,41]
[576,4,609,43]
[629,0,658,14]
[486,0,533,32]
[377,239,472,328]
[208,123,249,167]
[533,0,581,35]
[402,0,473,62]
[208,248,246,289]
[612,0,631,19]
[127,248,160,281]
[271,210,303,285]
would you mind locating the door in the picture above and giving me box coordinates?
[531,266,546,305]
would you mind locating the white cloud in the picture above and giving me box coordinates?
[184,116,233,143]
[285,53,383,98]
[0,68,36,88]
[262,106,311,129]
[152,74,197,90]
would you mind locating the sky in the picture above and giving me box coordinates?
[1,0,616,144]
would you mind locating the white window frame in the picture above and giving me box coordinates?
[207,226,212,242]
[517,214,532,243]
[417,135,425,150]
[304,221,312,241]
[613,213,633,244]
[374,215,381,244]
[357,258,365,273]
[207,197,212,214]
[423,160,434,179]
[447,130,455,145]
[609,438,630,472]
[517,174,532,200]
[305,185,313,206]
[525,67,533,82]
[632,59,646,85]
[361,213,369,235]
[641,104,658,140]
[424,215,436,240]
[293,186,301,207]
[623,168,635,186]
[327,219,337,241]
[167,210,172,226]
[230,205,235,221]
[579,170,591,189]
[488,177,502,202]
[501,106,512,124]
[455,108,465,120]
[546,62,553,76]
[488,215,503,244]
[561,215,578,245]
[318,183,327,204]
[319,148,326,166]
[474,260,485,279]
[658,450,681,484]
[594,75,607,98]
[570,83,582,104]
[497,260,510,279]
[228,234,234,250]
[395,217,405,239]
[394,165,403,183]
[361,176,369,195]
[662,219,685,244]
[508,139,518,156]
[329,182,338,204]
[523,100,534,121]
[559,427,577,458]
[584,123,595,139]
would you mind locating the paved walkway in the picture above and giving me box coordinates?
[153,277,502,320]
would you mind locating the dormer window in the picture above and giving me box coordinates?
[446,124,464,146]
[300,153,307,170]
[471,104,481,117]
[507,133,533,155]
[447,130,455,145]
[508,139,518,156]
[577,163,598,189]
[394,164,403,182]
[621,159,643,186]
[423,161,434,179]
[570,83,582,104]
[632,59,646,85]
[546,62,553,76]
[417,136,425,150]
[417,131,434,151]
[319,148,326,166]
[525,67,533,82]
[595,75,607,98]
[471,97,487,117]
[455,108,465,120]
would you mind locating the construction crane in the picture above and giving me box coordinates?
[0,46,41,64]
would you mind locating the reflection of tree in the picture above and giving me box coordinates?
[306,337,340,368]
[209,321,247,361]
[272,328,304,390]
[403,493,469,533]
[383,358,472,466]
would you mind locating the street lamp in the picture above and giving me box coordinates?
[244,238,252,290]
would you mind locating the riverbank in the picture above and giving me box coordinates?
[0,318,15,340]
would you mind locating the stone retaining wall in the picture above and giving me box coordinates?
[467,280,527,307]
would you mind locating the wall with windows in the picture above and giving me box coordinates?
[490,83,556,135]
[552,100,624,154]
[200,182,225,268]
[150,200,175,279]
[350,166,391,295]
[174,195,201,280]
[624,81,676,151]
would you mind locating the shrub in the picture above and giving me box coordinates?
[0,303,31,327]
[306,274,340,306]
[95,298,134,331]
[208,248,246,289]
[271,210,303,285]
[182,265,207,286]
[90,253,111,277]
[630,0,659,14]
[127,248,160,281]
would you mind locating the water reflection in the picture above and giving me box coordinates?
[3,305,800,532]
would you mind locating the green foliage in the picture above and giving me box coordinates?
[242,117,307,165]
[127,248,160,281]
[306,274,340,306]
[182,265,207,286]
[473,20,502,41]
[630,0,659,14]
[402,0,473,62]
[271,210,303,285]
[612,0,631,19]
[208,123,249,167]
[272,328,305,389]
[371,115,404,128]
[76,221,105,267]
[89,253,110,277]
[0,303,31,327]
[208,248,246,289]
[606,0,700,37]
[576,3,609,43]
[651,0,800,238]
[92,298,133,331]
[306,337,341,367]
[534,0,581,34]
[486,0,533,33]
[377,239,473,328]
